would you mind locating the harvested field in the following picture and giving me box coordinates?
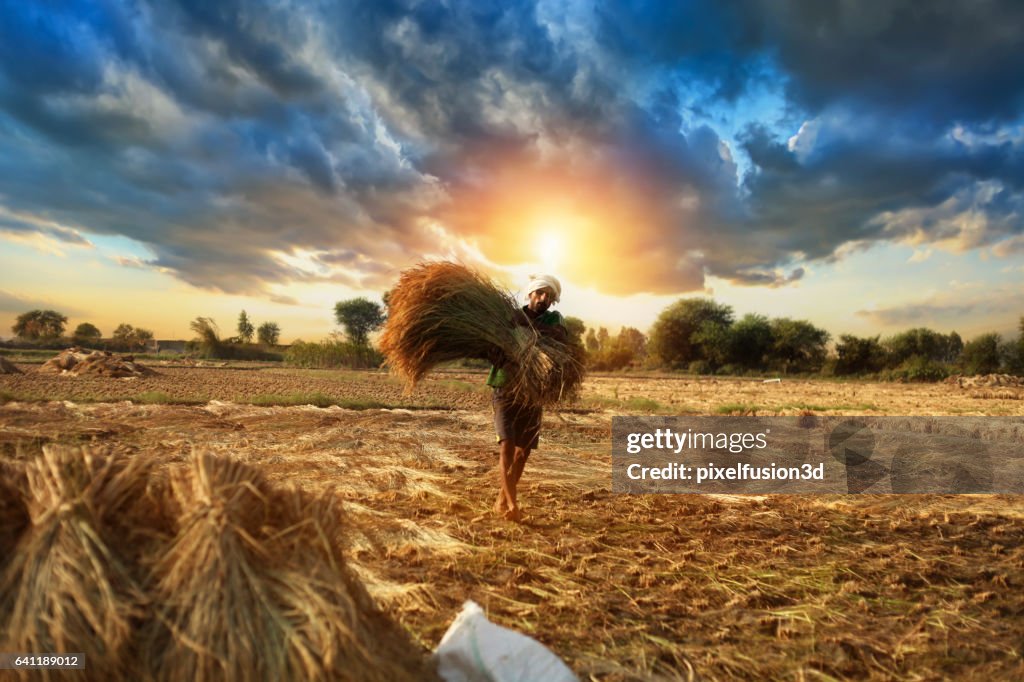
[1,366,1023,680]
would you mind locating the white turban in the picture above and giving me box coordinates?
[526,273,561,303]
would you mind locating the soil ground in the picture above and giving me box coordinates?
[2,364,1023,680]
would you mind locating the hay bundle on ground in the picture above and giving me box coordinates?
[0,356,22,374]
[0,445,152,680]
[0,461,29,569]
[39,348,155,377]
[946,373,1024,388]
[142,451,432,682]
[379,262,585,405]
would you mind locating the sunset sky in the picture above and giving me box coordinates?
[2,1,1024,343]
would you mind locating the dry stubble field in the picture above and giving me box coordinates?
[2,363,1024,680]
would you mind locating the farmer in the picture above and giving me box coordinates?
[487,274,568,522]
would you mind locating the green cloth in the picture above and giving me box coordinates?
[486,308,566,388]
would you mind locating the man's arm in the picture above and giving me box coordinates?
[538,321,567,343]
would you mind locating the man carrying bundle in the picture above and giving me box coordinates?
[487,274,568,522]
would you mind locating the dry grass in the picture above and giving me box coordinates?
[0,460,29,571]
[0,445,434,681]
[0,445,153,680]
[1,373,1023,680]
[141,451,432,682]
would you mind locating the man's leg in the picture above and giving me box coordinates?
[495,439,517,515]
[509,446,531,486]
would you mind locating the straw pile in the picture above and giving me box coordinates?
[39,348,156,377]
[142,452,431,682]
[0,461,29,569]
[0,447,433,681]
[379,262,586,405]
[946,373,1024,388]
[0,445,152,680]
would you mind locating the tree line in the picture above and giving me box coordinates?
[12,298,1024,379]
[9,310,155,352]
[7,309,281,356]
[312,295,1024,379]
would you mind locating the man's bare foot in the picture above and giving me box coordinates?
[493,496,509,515]
[503,506,523,523]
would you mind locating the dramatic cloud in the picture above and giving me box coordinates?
[1,0,1023,299]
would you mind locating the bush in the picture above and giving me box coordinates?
[687,360,712,375]
[285,339,383,369]
[183,340,283,361]
[960,333,1002,375]
[834,334,887,375]
[716,363,743,377]
[888,355,950,382]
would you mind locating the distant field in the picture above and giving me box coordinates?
[2,361,1023,415]
[2,364,1023,679]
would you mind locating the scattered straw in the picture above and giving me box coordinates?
[379,261,585,406]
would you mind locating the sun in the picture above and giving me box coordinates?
[536,223,563,269]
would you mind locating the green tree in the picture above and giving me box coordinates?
[882,327,962,366]
[112,323,154,351]
[616,327,647,357]
[834,335,887,375]
[237,310,255,343]
[946,331,964,363]
[71,322,102,346]
[768,318,830,374]
[960,333,1002,375]
[648,298,734,369]
[257,321,281,346]
[587,327,647,371]
[693,319,732,370]
[596,327,610,351]
[727,314,773,370]
[334,298,385,346]
[12,309,67,339]
[585,328,599,352]
[1008,318,1024,375]
[189,317,222,357]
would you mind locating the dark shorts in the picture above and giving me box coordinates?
[492,386,542,450]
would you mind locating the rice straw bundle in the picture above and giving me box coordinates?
[142,451,431,682]
[379,261,586,405]
[0,445,151,681]
[0,461,29,569]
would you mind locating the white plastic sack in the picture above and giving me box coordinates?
[434,600,577,682]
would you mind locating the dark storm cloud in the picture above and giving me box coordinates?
[589,0,1024,284]
[1,0,1023,300]
[0,213,93,248]
[596,0,1024,126]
